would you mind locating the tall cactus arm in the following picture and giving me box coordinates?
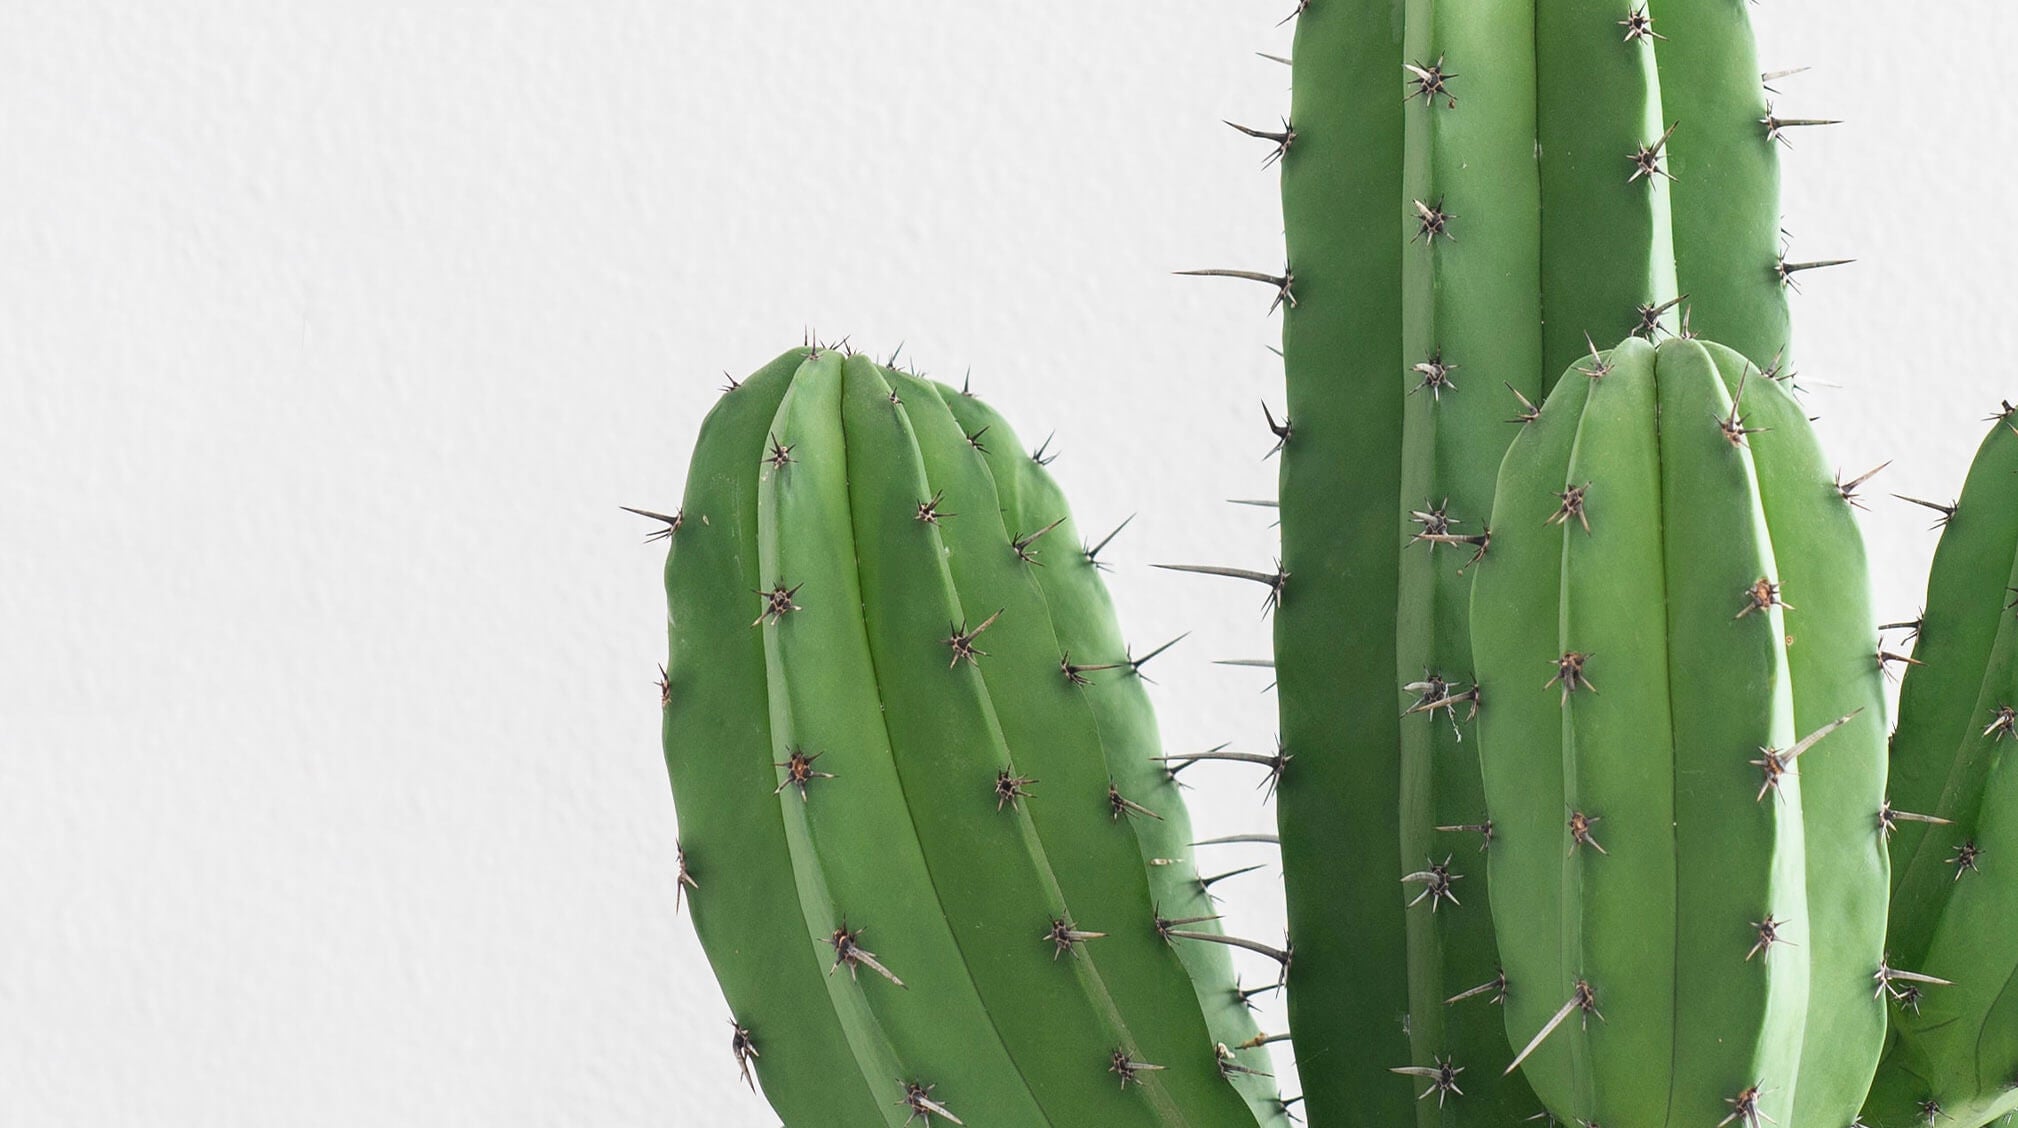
[1274,1,1414,1124]
[662,350,891,1127]
[886,369,1260,1125]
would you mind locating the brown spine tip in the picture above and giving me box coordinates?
[915,490,953,524]
[774,747,836,801]
[729,1021,760,1091]
[1043,916,1107,960]
[1402,856,1464,911]
[1410,350,1459,399]
[1109,1049,1167,1090]
[675,844,699,912]
[1010,517,1068,565]
[1546,484,1592,534]
[765,432,796,470]
[1390,1056,1467,1106]
[825,922,905,987]
[1567,811,1607,856]
[1403,57,1458,109]
[1174,266,1296,313]
[1719,1084,1768,1128]
[1109,782,1163,822]
[621,505,684,542]
[753,581,805,628]
[944,609,1004,667]
[1620,5,1664,42]
[1412,197,1455,244]
[898,1080,963,1126]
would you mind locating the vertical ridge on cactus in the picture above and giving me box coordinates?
[1270,1,1414,1123]
[1395,0,1546,1121]
[1864,408,2018,1128]
[936,390,1294,1126]
[661,348,890,1127]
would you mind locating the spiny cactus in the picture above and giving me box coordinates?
[656,345,1286,1127]
[1180,3,1839,1123]
[1468,336,1888,1128]
[1863,405,2018,1128]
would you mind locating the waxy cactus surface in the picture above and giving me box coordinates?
[657,347,1285,1127]
[1468,336,1888,1128]
[1865,407,2018,1128]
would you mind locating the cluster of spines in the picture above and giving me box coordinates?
[654,344,1291,1126]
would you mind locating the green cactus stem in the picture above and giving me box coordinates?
[1865,406,2018,1128]
[1186,2,1833,1122]
[1468,336,1886,1128]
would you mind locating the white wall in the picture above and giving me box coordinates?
[3,3,2009,1124]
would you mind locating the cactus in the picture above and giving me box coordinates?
[1863,406,2018,1128]
[1181,3,1834,1123]
[656,345,1284,1127]
[1467,336,1888,1128]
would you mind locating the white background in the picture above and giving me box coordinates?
[4,3,2011,1124]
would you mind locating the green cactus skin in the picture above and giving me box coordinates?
[1270,0,1412,1122]
[936,389,1293,1127]
[1394,0,1545,1122]
[663,347,1272,1127]
[1865,408,2018,1128]
[1238,4,1802,1123]
[661,348,890,1127]
[1468,337,1887,1128]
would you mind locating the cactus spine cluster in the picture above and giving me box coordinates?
[1864,407,2018,1128]
[1196,2,1831,1123]
[1470,337,1888,1128]
[659,347,1285,1127]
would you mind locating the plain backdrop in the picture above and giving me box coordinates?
[3,2,2012,1124]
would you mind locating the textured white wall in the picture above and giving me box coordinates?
[3,3,2010,1124]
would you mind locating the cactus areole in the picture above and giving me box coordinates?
[1469,337,1888,1128]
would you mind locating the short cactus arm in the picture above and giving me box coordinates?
[1704,342,1889,1128]
[1648,4,1789,365]
[1395,0,1546,1119]
[934,389,1291,1124]
[1274,1,1415,1122]
[1536,0,1680,382]
[662,350,890,1126]
[886,370,1256,1124]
